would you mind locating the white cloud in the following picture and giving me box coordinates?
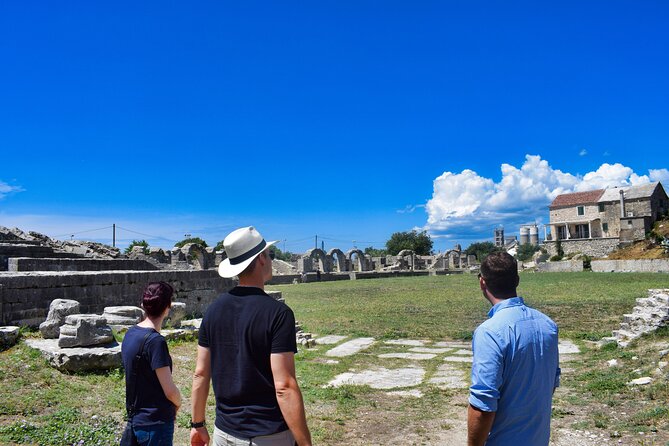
[575,163,649,191]
[0,180,24,199]
[424,155,662,240]
[650,168,669,183]
[579,148,588,156]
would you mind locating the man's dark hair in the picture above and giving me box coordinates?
[480,251,519,297]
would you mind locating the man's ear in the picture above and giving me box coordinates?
[479,276,486,291]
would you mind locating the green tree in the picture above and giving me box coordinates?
[125,239,149,255]
[269,245,294,261]
[464,242,500,261]
[385,230,433,255]
[516,243,540,262]
[214,240,225,252]
[174,237,208,248]
[364,246,388,257]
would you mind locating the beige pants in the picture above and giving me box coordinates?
[213,426,295,446]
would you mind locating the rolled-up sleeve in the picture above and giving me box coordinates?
[469,327,504,412]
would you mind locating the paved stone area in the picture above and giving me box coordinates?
[378,352,436,360]
[316,335,348,345]
[384,339,428,346]
[409,346,451,353]
[328,366,425,389]
[429,363,469,389]
[323,335,580,395]
[326,337,375,357]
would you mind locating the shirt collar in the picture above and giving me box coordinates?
[230,286,268,297]
[488,296,525,318]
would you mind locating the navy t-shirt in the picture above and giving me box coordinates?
[121,326,176,426]
[198,286,298,438]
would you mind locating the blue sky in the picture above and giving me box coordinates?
[1,1,667,253]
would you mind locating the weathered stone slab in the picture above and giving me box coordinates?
[58,314,114,348]
[453,349,473,356]
[181,318,202,329]
[378,352,436,360]
[387,389,423,398]
[25,338,121,372]
[409,347,452,354]
[39,299,80,339]
[434,341,471,349]
[0,326,20,349]
[165,302,187,328]
[315,335,348,345]
[326,337,375,357]
[102,306,143,328]
[429,363,469,389]
[444,356,473,363]
[558,339,580,355]
[384,339,427,347]
[162,327,199,341]
[328,367,425,389]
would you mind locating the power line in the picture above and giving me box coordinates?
[115,225,177,242]
[53,225,113,238]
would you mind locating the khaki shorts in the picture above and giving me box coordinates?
[213,426,296,446]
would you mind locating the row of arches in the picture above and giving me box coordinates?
[299,248,368,272]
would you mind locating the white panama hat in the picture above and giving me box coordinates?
[218,226,278,278]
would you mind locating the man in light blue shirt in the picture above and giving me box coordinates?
[468,252,560,446]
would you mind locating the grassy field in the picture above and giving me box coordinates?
[1,272,669,445]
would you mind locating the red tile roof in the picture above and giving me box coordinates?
[549,189,605,209]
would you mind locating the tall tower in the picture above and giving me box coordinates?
[494,226,505,247]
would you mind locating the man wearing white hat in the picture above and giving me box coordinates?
[190,227,312,446]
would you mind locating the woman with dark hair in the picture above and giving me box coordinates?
[121,282,182,446]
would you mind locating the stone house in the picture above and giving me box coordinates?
[545,182,668,257]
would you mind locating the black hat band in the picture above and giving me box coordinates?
[229,239,267,265]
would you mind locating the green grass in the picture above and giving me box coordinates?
[2,272,669,444]
[276,272,669,340]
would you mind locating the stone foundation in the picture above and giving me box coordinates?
[0,270,234,327]
[543,238,620,258]
[591,259,669,273]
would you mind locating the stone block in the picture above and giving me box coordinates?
[0,326,20,349]
[58,314,114,348]
[102,306,144,327]
[39,299,80,339]
[165,302,187,328]
[25,339,121,372]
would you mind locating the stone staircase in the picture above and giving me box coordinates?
[611,289,669,347]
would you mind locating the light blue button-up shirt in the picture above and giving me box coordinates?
[469,297,560,445]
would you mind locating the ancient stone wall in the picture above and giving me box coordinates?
[591,259,669,273]
[543,238,620,258]
[8,257,159,272]
[537,260,584,272]
[0,270,235,327]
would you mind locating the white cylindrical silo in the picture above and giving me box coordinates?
[519,226,530,245]
[529,225,539,245]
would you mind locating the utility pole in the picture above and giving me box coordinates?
[112,224,116,248]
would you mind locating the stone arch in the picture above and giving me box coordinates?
[397,249,415,270]
[182,243,208,270]
[327,248,346,272]
[346,249,366,271]
[304,248,328,272]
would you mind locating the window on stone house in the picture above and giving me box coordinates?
[603,223,608,232]
[577,206,584,216]
[598,203,605,212]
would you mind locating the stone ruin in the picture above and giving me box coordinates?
[24,291,297,372]
[295,245,475,273]
[608,289,669,347]
[0,226,221,273]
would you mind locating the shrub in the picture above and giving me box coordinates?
[124,239,149,255]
